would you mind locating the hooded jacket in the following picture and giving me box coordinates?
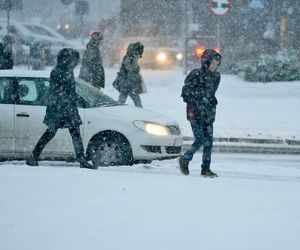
[79,32,105,88]
[117,42,143,94]
[0,35,14,70]
[43,48,82,129]
[181,50,221,124]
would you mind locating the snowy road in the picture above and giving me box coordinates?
[2,153,300,182]
[1,153,300,250]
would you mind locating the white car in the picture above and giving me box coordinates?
[0,70,182,166]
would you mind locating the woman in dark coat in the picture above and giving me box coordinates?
[115,42,144,108]
[26,48,97,169]
[79,32,105,89]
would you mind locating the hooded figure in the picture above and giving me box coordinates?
[79,32,105,88]
[29,40,48,70]
[179,49,222,177]
[114,42,144,108]
[43,48,82,128]
[26,48,97,169]
[0,35,15,70]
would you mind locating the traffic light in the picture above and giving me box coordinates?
[195,47,204,57]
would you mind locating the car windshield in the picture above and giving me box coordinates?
[76,78,119,108]
[23,25,55,38]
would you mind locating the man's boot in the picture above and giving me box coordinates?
[179,156,189,175]
[201,168,218,178]
[78,158,98,170]
[26,155,39,166]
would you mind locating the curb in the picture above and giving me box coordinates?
[183,136,300,154]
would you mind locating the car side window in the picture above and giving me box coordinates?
[17,80,38,105]
[16,78,50,106]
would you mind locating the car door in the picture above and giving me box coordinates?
[14,78,74,157]
[0,78,15,156]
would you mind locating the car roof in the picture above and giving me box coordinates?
[0,70,51,78]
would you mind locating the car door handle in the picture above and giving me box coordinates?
[16,112,30,117]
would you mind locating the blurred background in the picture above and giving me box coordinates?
[0,0,299,81]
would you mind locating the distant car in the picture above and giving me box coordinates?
[140,47,182,69]
[0,70,182,166]
[0,18,81,65]
[114,37,183,69]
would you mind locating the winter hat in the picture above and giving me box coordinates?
[126,43,135,55]
[2,35,15,45]
[86,32,103,48]
[57,48,80,67]
[201,49,221,68]
[133,42,144,57]
[91,32,103,41]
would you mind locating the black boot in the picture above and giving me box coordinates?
[78,158,98,170]
[179,156,189,175]
[201,168,218,178]
[26,155,39,166]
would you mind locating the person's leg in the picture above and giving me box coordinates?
[69,127,97,169]
[201,123,213,169]
[32,127,57,158]
[118,91,128,104]
[26,127,57,166]
[201,123,218,177]
[179,120,204,175]
[182,121,204,162]
[129,92,143,108]
[69,127,84,159]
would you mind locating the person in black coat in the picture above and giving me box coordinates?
[179,49,221,177]
[26,48,97,169]
[79,32,105,89]
[0,35,15,70]
[113,42,144,108]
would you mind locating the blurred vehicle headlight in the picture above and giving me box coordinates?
[176,52,183,61]
[156,52,167,62]
[133,121,169,136]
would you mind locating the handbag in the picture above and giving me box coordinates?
[140,76,147,94]
[112,72,124,91]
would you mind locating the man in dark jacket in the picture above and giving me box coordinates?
[179,49,221,177]
[79,32,105,89]
[115,42,144,108]
[0,35,15,70]
[26,48,97,169]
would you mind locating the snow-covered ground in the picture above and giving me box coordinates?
[2,66,299,250]
[1,153,300,250]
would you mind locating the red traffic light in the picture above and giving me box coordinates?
[195,47,204,57]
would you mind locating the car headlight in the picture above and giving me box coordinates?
[176,53,183,61]
[156,52,167,62]
[133,121,169,136]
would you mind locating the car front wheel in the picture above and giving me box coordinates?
[89,132,133,167]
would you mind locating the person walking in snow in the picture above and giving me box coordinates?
[79,32,105,89]
[0,35,15,70]
[113,42,145,108]
[26,48,97,169]
[28,40,47,70]
[179,49,222,177]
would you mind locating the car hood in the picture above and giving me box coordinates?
[93,105,179,126]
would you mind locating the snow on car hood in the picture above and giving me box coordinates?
[94,105,179,126]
